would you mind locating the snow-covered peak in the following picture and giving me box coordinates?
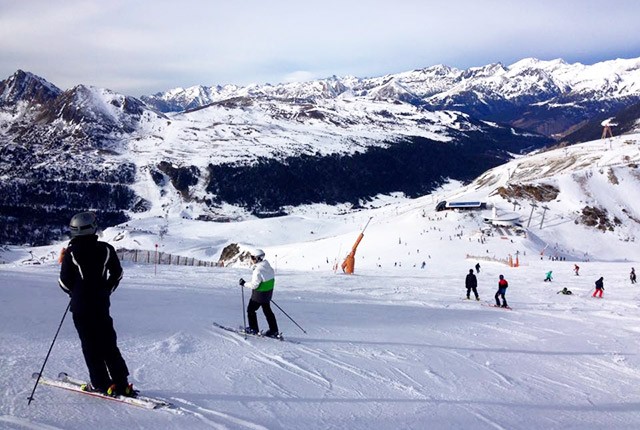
[461,62,507,79]
[508,57,568,72]
[0,69,61,107]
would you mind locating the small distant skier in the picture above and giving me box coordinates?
[557,287,573,295]
[239,248,279,337]
[465,269,480,301]
[631,267,637,284]
[475,262,481,274]
[421,261,426,269]
[58,212,135,397]
[495,274,509,308]
[574,264,580,276]
[544,271,553,282]
[593,277,604,298]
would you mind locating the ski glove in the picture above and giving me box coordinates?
[239,278,245,286]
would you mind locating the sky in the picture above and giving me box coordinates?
[1,0,640,96]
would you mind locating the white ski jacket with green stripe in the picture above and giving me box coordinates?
[245,259,275,303]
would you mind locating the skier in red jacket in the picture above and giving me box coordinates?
[495,275,509,308]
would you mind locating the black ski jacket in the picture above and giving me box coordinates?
[465,273,477,289]
[595,278,604,290]
[58,235,123,314]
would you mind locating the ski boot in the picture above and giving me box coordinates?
[107,382,138,398]
[81,383,108,394]
[263,329,279,338]
[244,327,258,335]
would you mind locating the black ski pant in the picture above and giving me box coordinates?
[466,286,479,299]
[247,299,278,332]
[495,288,508,307]
[72,310,129,390]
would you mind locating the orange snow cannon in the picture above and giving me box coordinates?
[341,217,372,274]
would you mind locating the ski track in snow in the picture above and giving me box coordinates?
[295,344,432,400]
[170,397,268,430]
[246,350,332,389]
[468,410,509,430]
[0,415,65,430]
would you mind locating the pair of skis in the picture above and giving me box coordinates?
[31,372,172,409]
[462,298,513,311]
[212,321,286,341]
[482,303,513,310]
[462,298,513,310]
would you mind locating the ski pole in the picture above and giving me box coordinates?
[240,285,247,339]
[28,300,71,405]
[271,300,306,334]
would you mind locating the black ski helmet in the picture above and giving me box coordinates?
[69,212,97,237]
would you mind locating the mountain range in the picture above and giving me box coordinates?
[142,57,640,139]
[1,56,640,245]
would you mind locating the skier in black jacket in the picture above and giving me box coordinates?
[592,277,604,298]
[58,212,135,397]
[465,269,480,300]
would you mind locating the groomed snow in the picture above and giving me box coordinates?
[2,252,640,429]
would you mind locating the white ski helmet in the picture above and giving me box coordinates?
[249,248,265,261]
[69,211,98,237]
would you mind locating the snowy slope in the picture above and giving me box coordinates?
[102,131,640,267]
[2,219,640,429]
[127,95,495,220]
[2,132,640,429]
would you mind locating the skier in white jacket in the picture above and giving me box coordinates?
[239,248,279,337]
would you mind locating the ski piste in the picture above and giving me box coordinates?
[31,372,172,410]
[212,322,288,342]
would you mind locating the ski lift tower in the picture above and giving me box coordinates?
[539,205,550,229]
[527,202,538,228]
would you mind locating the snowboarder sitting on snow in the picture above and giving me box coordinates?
[495,275,509,308]
[465,269,480,301]
[593,277,604,298]
[557,287,573,295]
[239,248,279,337]
[58,212,136,397]
[544,271,553,282]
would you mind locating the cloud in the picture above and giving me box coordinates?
[282,71,318,84]
[0,0,639,95]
